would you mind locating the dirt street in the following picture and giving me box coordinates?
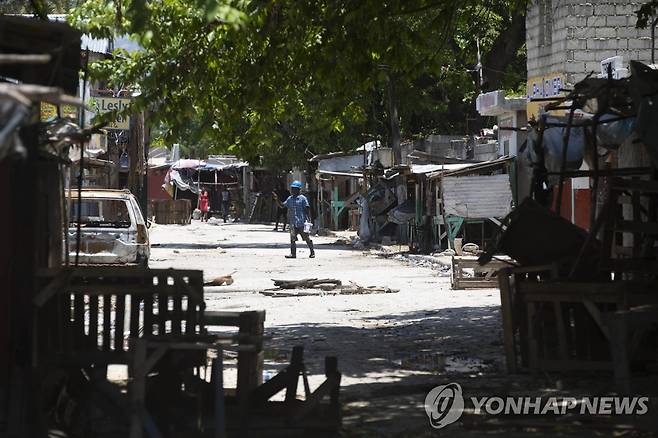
[148,221,504,435]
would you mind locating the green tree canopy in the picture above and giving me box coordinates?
[70,0,526,167]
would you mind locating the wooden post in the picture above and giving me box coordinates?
[527,302,538,369]
[285,346,304,403]
[212,356,227,438]
[237,310,265,399]
[605,313,631,394]
[553,301,569,361]
[498,268,517,373]
[325,356,340,411]
[129,338,147,438]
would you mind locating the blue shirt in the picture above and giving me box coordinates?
[283,194,309,227]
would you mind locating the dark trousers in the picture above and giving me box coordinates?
[289,226,314,256]
[222,201,230,222]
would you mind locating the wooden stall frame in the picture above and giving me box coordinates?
[451,255,513,289]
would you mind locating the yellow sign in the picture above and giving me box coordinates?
[90,97,131,130]
[526,72,566,120]
[40,102,78,121]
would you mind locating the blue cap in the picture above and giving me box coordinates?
[290,180,302,188]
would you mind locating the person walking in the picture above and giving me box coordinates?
[220,186,231,223]
[282,180,315,258]
[198,189,209,222]
[272,185,290,231]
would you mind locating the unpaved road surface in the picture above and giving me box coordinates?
[147,221,656,437]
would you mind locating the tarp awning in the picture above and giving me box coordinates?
[171,159,202,170]
[198,162,248,171]
[162,159,249,197]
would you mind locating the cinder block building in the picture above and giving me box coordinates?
[527,0,654,114]
[526,0,655,229]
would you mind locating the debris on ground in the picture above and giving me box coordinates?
[203,270,236,286]
[461,242,480,254]
[272,278,342,290]
[315,228,334,236]
[331,238,351,246]
[387,253,452,276]
[396,352,446,372]
[350,235,366,249]
[393,353,489,373]
[262,278,399,297]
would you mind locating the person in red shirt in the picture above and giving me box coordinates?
[199,189,209,222]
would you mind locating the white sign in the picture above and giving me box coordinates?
[600,56,629,79]
[90,97,131,130]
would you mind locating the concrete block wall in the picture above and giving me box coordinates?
[527,0,572,78]
[527,0,654,86]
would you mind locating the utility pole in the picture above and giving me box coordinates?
[387,73,401,165]
[475,38,484,93]
[379,64,401,165]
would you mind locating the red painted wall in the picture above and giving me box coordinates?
[551,179,591,231]
[573,188,591,231]
[551,179,572,222]
[148,166,171,201]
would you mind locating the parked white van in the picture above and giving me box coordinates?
[66,189,150,266]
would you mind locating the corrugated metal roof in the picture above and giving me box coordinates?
[81,35,110,54]
[317,170,363,178]
[442,174,512,219]
[411,163,470,174]
[427,156,514,179]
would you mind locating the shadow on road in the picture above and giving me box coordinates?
[214,305,658,436]
[262,306,504,379]
[152,241,352,251]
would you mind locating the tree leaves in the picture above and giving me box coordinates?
[70,0,526,167]
[636,0,658,29]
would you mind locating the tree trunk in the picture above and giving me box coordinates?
[482,12,526,92]
[467,11,526,134]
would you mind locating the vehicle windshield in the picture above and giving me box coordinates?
[69,199,132,228]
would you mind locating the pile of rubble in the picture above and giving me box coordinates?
[260,278,399,297]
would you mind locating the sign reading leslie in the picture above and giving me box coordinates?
[90,97,131,130]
